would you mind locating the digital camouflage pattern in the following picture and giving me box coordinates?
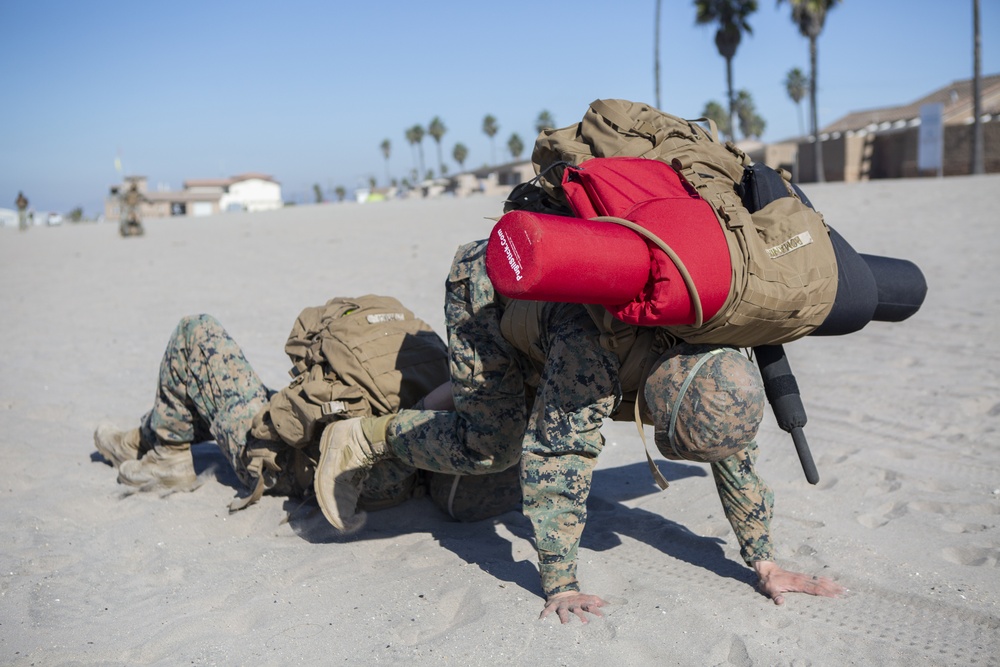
[645,343,766,463]
[136,313,514,516]
[712,441,775,564]
[140,314,426,502]
[140,314,272,489]
[388,240,775,597]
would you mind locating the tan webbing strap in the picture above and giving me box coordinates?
[688,117,719,143]
[446,474,462,519]
[634,398,670,491]
[229,457,267,512]
[630,341,670,491]
[590,99,647,136]
[590,216,705,328]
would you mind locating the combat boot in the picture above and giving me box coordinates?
[94,423,147,468]
[118,442,197,489]
[314,416,394,532]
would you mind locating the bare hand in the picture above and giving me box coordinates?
[753,561,846,605]
[539,591,608,624]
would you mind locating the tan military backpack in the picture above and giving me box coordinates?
[531,99,838,347]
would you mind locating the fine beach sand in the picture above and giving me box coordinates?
[1,175,998,666]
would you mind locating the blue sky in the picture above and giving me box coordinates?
[2,1,997,216]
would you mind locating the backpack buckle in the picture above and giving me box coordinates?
[321,401,347,417]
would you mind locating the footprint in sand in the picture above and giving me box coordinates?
[940,546,1000,567]
[940,522,989,534]
[856,501,908,528]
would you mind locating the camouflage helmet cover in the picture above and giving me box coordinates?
[644,343,764,463]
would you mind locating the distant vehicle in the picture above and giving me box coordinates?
[45,213,63,226]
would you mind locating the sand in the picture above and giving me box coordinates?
[1,176,998,666]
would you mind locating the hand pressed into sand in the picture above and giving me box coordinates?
[539,591,608,624]
[753,560,846,605]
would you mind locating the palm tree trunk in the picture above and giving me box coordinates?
[654,0,662,109]
[809,35,825,183]
[726,56,736,141]
[972,0,985,174]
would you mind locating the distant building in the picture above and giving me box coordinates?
[754,73,1000,182]
[450,160,535,198]
[105,173,282,222]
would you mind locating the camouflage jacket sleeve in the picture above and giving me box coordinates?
[519,304,620,599]
[710,440,776,564]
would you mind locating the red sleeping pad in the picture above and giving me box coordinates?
[486,157,732,326]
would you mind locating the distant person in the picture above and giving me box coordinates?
[15,191,29,231]
[120,183,146,237]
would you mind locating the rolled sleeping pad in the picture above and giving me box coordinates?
[811,225,928,336]
[810,226,879,336]
[485,210,651,304]
[485,200,732,327]
[860,253,928,322]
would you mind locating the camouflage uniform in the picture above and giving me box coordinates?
[138,313,517,514]
[388,241,775,598]
[139,314,282,490]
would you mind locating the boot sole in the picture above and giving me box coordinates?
[117,465,197,489]
[315,420,367,534]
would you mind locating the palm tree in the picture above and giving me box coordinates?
[428,116,448,176]
[779,0,841,183]
[735,89,765,139]
[508,133,524,161]
[409,124,426,177]
[334,186,346,202]
[405,127,419,176]
[313,183,324,204]
[701,100,731,137]
[694,0,758,142]
[380,139,391,186]
[482,114,499,164]
[784,67,809,136]
[535,110,556,134]
[972,0,984,174]
[453,143,469,171]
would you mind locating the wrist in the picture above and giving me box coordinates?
[752,560,778,576]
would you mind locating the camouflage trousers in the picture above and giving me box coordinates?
[387,241,620,594]
[139,314,274,490]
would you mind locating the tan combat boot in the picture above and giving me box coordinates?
[93,423,146,468]
[118,442,197,489]
[314,416,393,532]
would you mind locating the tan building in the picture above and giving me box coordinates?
[757,73,1000,183]
[105,173,282,222]
[450,160,537,198]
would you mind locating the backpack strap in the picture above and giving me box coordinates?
[630,343,671,490]
[590,99,659,140]
[228,438,285,512]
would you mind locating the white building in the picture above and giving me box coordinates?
[217,173,283,212]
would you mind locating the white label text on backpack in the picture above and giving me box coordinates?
[367,313,406,324]
[766,231,813,259]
